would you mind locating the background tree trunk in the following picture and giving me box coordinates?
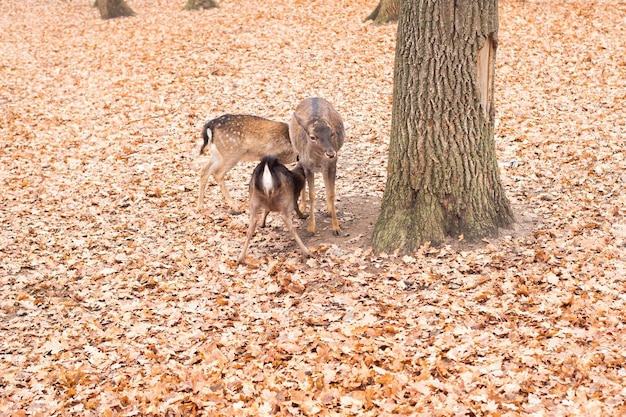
[372,0,514,254]
[96,0,135,19]
[364,0,401,23]
[183,0,218,11]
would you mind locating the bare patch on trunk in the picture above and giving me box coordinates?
[477,34,495,118]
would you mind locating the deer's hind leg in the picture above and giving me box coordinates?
[212,154,246,213]
[198,153,221,212]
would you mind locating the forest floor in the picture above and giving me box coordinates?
[1,0,625,415]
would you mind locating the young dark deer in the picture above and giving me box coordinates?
[238,156,312,264]
[289,98,345,235]
[197,114,297,212]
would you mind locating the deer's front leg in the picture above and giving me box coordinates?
[305,170,316,235]
[322,163,340,236]
[298,182,307,215]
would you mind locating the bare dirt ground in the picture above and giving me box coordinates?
[1,0,625,415]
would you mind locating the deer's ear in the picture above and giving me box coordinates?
[294,112,311,131]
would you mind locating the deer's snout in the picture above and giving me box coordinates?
[325,149,336,159]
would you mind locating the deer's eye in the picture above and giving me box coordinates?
[309,135,317,142]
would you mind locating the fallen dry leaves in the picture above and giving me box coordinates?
[1,0,625,415]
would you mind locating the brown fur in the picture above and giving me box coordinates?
[198,114,297,212]
[238,156,312,264]
[289,98,345,235]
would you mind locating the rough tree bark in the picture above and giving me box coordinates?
[364,0,401,23]
[96,0,134,19]
[183,0,218,11]
[372,0,515,254]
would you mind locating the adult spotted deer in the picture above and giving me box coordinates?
[238,156,312,264]
[289,98,345,235]
[197,114,297,212]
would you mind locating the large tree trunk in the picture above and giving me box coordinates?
[96,0,134,19]
[372,0,514,254]
[364,0,401,23]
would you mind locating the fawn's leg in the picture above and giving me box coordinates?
[260,209,270,228]
[238,207,259,264]
[281,211,312,258]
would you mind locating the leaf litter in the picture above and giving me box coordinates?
[1,0,625,415]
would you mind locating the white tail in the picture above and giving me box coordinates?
[289,98,345,235]
[261,164,274,194]
[238,156,312,264]
[197,114,297,212]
